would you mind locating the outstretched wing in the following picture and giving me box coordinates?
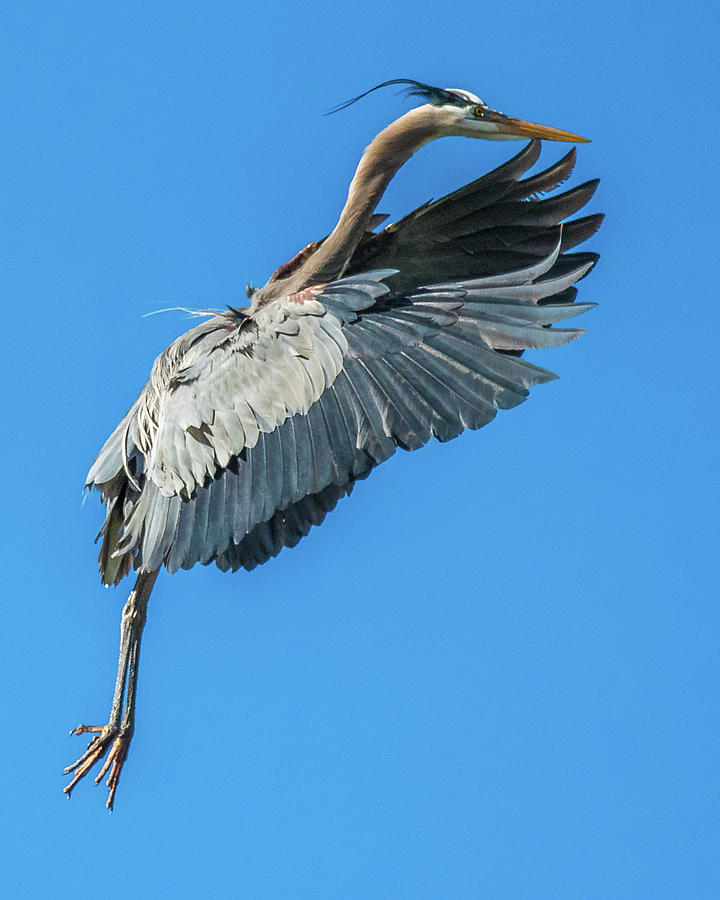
[89,237,595,584]
[346,141,602,291]
[254,142,602,301]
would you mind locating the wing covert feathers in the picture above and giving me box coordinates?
[88,143,600,584]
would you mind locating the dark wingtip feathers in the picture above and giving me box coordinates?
[560,214,605,251]
[512,147,577,200]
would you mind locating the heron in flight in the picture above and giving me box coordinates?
[64,79,602,808]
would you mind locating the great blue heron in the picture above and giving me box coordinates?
[64,79,602,809]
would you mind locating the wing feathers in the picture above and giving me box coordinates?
[99,258,595,576]
[89,145,599,583]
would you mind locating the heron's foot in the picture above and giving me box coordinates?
[64,723,133,810]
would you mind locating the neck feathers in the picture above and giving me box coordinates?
[255,107,438,305]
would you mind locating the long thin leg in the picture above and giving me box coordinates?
[64,570,158,809]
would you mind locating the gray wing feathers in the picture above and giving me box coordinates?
[143,292,357,499]
[216,481,356,573]
[133,389,374,574]
[86,404,139,488]
[131,243,592,573]
[89,148,599,583]
[95,250,594,578]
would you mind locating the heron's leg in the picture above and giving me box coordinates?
[64,570,158,809]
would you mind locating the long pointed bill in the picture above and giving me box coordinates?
[488,110,590,143]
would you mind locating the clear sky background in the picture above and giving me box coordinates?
[2,2,717,897]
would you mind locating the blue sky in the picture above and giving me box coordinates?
[2,1,718,897]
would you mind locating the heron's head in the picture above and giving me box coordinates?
[329,78,589,144]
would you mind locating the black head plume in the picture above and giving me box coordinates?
[326,79,470,115]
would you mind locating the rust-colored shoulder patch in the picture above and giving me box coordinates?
[287,286,324,305]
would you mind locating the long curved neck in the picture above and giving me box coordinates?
[312,108,438,279]
[255,107,439,304]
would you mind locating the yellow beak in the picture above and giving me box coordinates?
[489,111,590,143]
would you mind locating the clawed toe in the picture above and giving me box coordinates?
[63,573,157,810]
[64,725,133,810]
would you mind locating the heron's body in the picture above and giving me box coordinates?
[65,81,602,808]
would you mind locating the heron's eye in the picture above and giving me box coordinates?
[473,106,486,118]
